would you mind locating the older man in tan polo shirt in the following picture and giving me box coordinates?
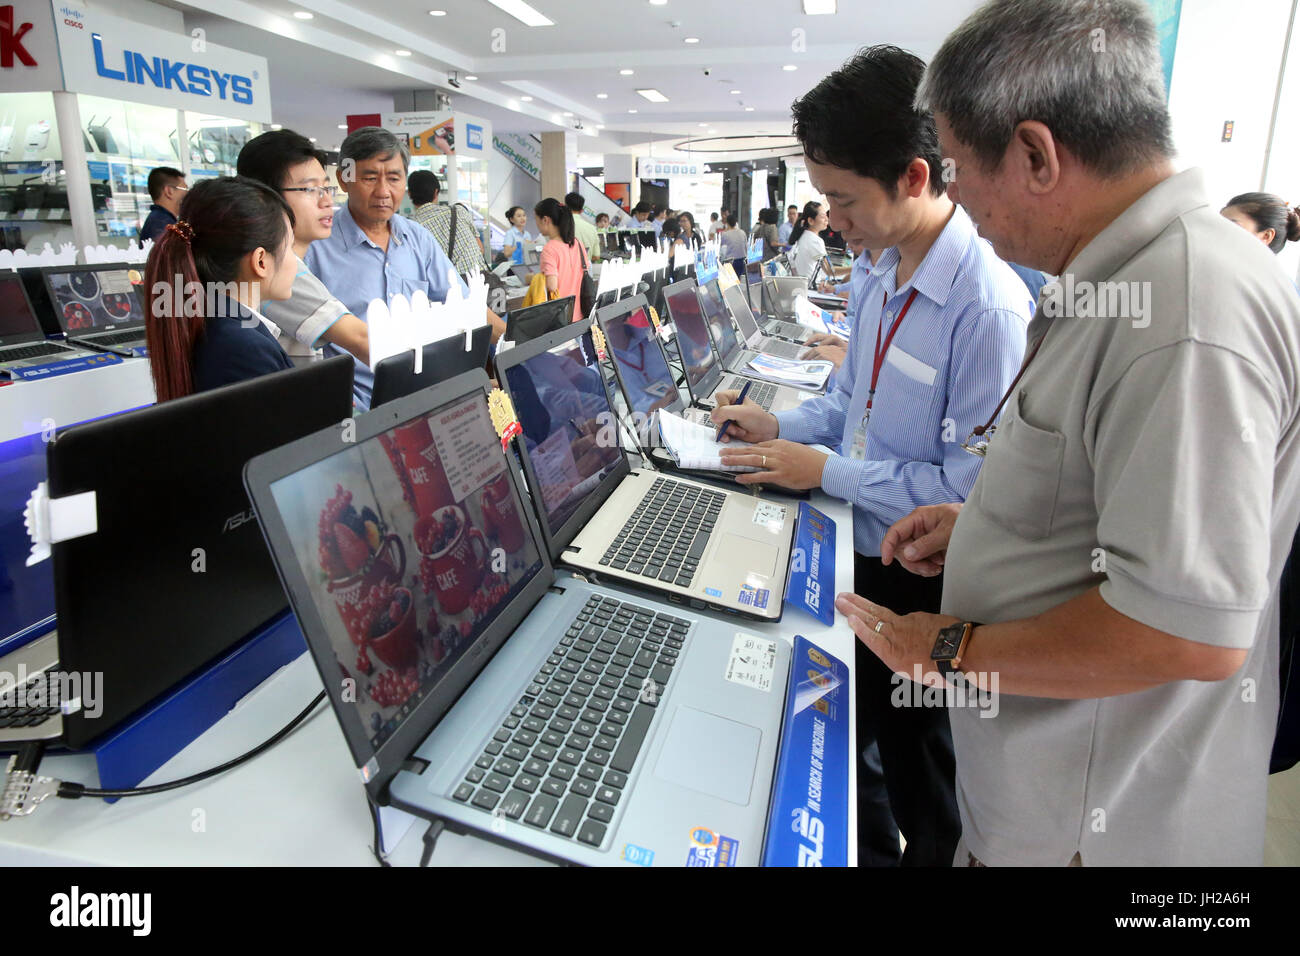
[836,0,1300,865]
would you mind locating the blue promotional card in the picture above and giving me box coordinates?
[6,352,123,381]
[784,501,836,625]
[761,636,849,867]
[746,237,763,263]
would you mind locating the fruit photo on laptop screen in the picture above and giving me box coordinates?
[267,394,544,750]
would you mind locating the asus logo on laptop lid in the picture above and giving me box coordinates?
[222,509,257,533]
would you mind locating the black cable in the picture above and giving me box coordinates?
[58,691,326,799]
[369,792,392,867]
[419,819,445,867]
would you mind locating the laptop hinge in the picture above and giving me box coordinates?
[401,756,430,776]
[546,583,567,596]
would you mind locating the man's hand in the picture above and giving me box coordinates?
[835,592,960,680]
[800,333,848,370]
[817,281,839,294]
[879,503,963,577]
[803,332,848,350]
[718,439,827,490]
[709,390,779,443]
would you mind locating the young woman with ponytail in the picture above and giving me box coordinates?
[145,177,299,402]
[534,196,590,321]
[1221,192,1300,256]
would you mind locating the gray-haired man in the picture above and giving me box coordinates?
[838,0,1300,865]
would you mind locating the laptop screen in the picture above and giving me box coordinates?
[723,282,761,340]
[698,278,742,363]
[662,281,719,395]
[745,259,764,309]
[506,296,574,344]
[268,390,545,752]
[600,301,682,416]
[46,267,146,331]
[501,328,623,543]
[0,276,42,342]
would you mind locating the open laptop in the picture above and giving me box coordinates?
[371,325,492,409]
[720,282,806,359]
[0,274,100,375]
[38,264,149,356]
[696,277,824,394]
[244,368,791,865]
[0,356,355,749]
[497,319,796,622]
[761,276,821,342]
[504,296,574,345]
[595,294,710,427]
[662,279,810,412]
[807,258,850,312]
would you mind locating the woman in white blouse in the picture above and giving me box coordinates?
[787,201,830,277]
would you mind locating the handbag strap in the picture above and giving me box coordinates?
[447,203,458,260]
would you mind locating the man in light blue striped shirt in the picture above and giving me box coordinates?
[717,45,1031,866]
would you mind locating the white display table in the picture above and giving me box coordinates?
[0,358,155,444]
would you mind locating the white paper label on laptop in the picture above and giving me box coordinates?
[725,632,778,692]
[432,394,506,501]
[752,501,786,532]
[101,271,134,295]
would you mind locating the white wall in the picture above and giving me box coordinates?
[1167,0,1293,226]
[488,144,539,232]
[1264,4,1300,280]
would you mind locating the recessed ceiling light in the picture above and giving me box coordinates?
[744,106,754,111]
[729,89,741,94]
[684,36,700,44]
[619,69,634,76]
[782,64,798,71]
[649,0,667,5]
[520,95,533,101]
[270,123,282,130]
[465,74,478,80]
[596,93,608,99]
[698,123,707,127]
[337,123,347,129]
[395,49,411,56]
[563,111,574,117]
[802,0,837,12]
[293,10,313,19]
[485,0,554,28]
[596,124,605,130]
[429,9,447,15]
[636,89,669,103]
[628,108,638,114]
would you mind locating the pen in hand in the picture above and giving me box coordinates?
[715,380,752,443]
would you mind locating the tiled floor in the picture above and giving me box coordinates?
[1266,764,1300,865]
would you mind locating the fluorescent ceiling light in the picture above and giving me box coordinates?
[782,64,798,71]
[636,89,669,103]
[649,0,667,5]
[698,123,707,127]
[744,106,754,111]
[802,0,837,12]
[628,108,638,114]
[395,49,411,56]
[270,123,282,130]
[563,111,574,116]
[684,37,700,44]
[619,69,635,76]
[596,93,608,99]
[337,123,347,129]
[429,9,447,15]
[520,95,533,101]
[465,74,478,80]
[486,0,554,27]
[729,89,741,94]
[293,10,313,19]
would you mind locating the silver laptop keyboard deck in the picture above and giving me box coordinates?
[722,377,777,410]
[1,342,70,362]
[600,477,724,587]
[82,330,145,348]
[768,319,809,341]
[453,593,688,847]
[764,338,803,359]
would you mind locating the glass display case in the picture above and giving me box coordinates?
[0,92,74,253]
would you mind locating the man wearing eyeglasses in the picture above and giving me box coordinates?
[237,129,370,368]
[140,167,187,243]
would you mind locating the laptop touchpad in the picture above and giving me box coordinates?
[653,706,760,805]
[716,536,777,576]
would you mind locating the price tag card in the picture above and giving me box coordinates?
[6,352,123,381]
[783,501,836,625]
[761,636,849,867]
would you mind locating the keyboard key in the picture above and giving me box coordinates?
[494,758,520,776]
[472,789,500,811]
[513,730,537,747]
[523,757,547,776]
[577,762,602,781]
[577,818,607,847]
[466,767,486,783]
[482,772,510,793]
[571,777,596,798]
[651,663,673,686]
[475,754,494,770]
[533,745,557,762]
[524,794,558,828]
[484,741,503,756]
[567,734,592,752]
[603,770,628,789]
[505,743,528,761]
[542,778,566,798]
[610,705,656,773]
[549,763,574,781]
[499,789,530,819]
[453,782,474,802]
[541,730,564,747]
[557,748,582,765]
[515,774,540,794]
[600,722,622,738]
[550,794,588,837]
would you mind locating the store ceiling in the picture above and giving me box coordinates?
[153,0,984,158]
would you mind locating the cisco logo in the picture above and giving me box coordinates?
[466,123,483,150]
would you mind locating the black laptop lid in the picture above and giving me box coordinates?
[47,355,355,748]
[504,296,574,344]
[662,279,722,398]
[0,274,48,347]
[596,295,685,418]
[496,319,627,562]
[370,325,492,409]
[41,264,147,335]
[243,370,550,795]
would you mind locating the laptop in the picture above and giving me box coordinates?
[0,356,355,749]
[0,274,101,375]
[243,369,791,865]
[595,294,710,427]
[662,279,808,413]
[497,319,796,622]
[34,264,149,356]
[720,282,807,359]
[504,296,574,345]
[371,325,492,409]
[760,276,821,342]
[807,258,850,312]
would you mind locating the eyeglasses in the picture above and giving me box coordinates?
[280,185,339,201]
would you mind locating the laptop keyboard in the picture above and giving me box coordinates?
[599,477,724,587]
[453,594,689,847]
[82,330,144,348]
[764,338,803,359]
[768,320,809,342]
[0,672,62,729]
[0,342,70,362]
[723,377,777,411]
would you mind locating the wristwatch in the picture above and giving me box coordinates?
[931,621,979,676]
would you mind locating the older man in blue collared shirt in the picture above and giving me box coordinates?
[306,127,502,409]
[715,46,1032,867]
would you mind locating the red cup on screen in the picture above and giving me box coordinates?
[367,587,419,672]
[389,419,455,520]
[417,505,488,615]
[480,473,525,553]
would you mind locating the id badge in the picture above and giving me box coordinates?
[849,418,868,460]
